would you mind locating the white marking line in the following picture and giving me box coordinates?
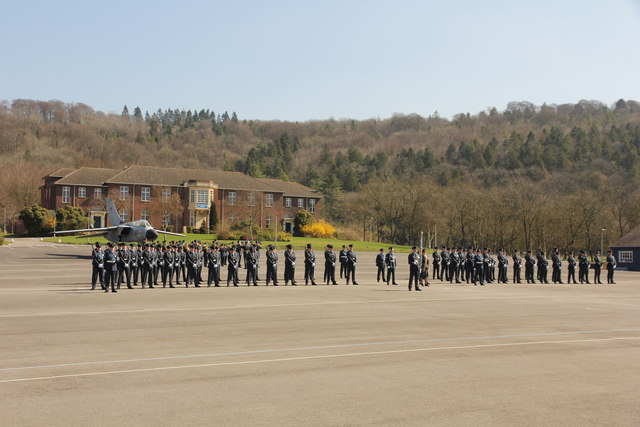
[2,328,638,372]
[1,336,637,384]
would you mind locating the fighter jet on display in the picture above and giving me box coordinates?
[54,198,185,242]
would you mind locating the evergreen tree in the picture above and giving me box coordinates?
[209,201,218,231]
[121,105,129,116]
[133,106,142,119]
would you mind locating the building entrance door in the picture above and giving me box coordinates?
[93,215,102,228]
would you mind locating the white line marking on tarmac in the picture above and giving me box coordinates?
[1,336,637,384]
[1,328,638,372]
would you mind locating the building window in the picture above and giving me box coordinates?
[141,209,150,221]
[162,188,171,201]
[285,197,292,207]
[78,187,86,198]
[120,209,128,222]
[619,251,633,264]
[265,215,273,229]
[309,199,316,213]
[189,212,195,227]
[141,187,150,202]
[94,188,102,198]
[62,186,70,203]
[228,191,236,206]
[197,190,208,204]
[298,198,304,208]
[162,211,170,228]
[266,193,274,207]
[190,190,195,203]
[247,193,255,206]
[120,186,129,201]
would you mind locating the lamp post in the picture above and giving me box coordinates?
[601,228,605,256]
[3,207,6,235]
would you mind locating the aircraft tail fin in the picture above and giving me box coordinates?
[105,198,123,226]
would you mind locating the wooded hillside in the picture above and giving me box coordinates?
[2,98,640,251]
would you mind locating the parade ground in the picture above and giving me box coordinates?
[0,240,638,426]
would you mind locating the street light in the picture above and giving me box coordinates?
[601,228,605,256]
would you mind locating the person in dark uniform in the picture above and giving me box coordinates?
[497,249,507,283]
[284,244,297,286]
[227,245,240,287]
[538,251,549,284]
[196,244,204,284]
[474,249,485,286]
[153,244,163,287]
[408,246,421,291]
[141,243,154,288]
[432,249,441,280]
[536,250,543,282]
[525,250,536,284]
[449,248,460,284]
[567,251,577,284]
[163,245,175,288]
[266,245,279,286]
[187,244,200,287]
[483,249,491,284]
[606,250,616,284]
[117,242,132,289]
[324,245,337,285]
[440,247,449,281]
[91,242,104,290]
[346,244,358,285]
[103,242,118,293]
[419,248,430,287]
[385,247,398,285]
[174,245,182,286]
[207,245,221,287]
[246,246,258,286]
[178,245,187,284]
[466,247,475,284]
[304,244,317,285]
[578,250,590,284]
[255,242,262,281]
[593,251,603,284]
[512,249,522,283]
[130,243,139,286]
[375,248,385,283]
[458,248,466,282]
[551,249,563,284]
[339,245,348,279]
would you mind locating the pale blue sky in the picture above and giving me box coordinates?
[1,0,639,121]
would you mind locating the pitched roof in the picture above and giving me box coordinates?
[611,227,640,248]
[257,178,321,198]
[49,167,76,178]
[55,167,121,186]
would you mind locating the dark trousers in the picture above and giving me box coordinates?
[376,265,385,282]
[449,263,458,283]
[246,267,257,286]
[408,266,419,290]
[131,265,139,285]
[593,266,601,283]
[153,264,161,285]
[143,265,154,288]
[104,267,116,291]
[525,265,535,283]
[386,267,396,284]
[163,266,174,287]
[345,264,356,284]
[579,266,589,283]
[266,264,278,285]
[474,265,484,285]
[91,265,104,290]
[568,267,577,283]
[284,264,295,284]
[513,265,521,283]
[552,266,561,283]
[432,263,440,280]
[607,268,614,283]
[324,264,336,284]
[227,266,238,286]
[305,263,316,284]
[339,262,346,278]
[466,263,473,283]
[208,266,220,286]
[540,267,548,283]
[117,264,130,288]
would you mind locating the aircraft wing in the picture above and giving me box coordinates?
[156,230,186,237]
[54,226,119,234]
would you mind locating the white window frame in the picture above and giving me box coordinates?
[228,191,236,206]
[120,209,129,222]
[619,250,633,264]
[266,193,274,207]
[298,198,304,208]
[309,199,316,213]
[62,186,70,204]
[162,188,171,201]
[197,190,208,204]
[140,209,150,221]
[190,189,195,203]
[94,187,102,198]
[141,187,150,202]
[285,197,292,208]
[265,215,273,229]
[162,211,170,227]
[78,187,86,198]
[120,186,129,201]
[247,193,255,206]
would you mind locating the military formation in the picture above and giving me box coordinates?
[91,241,618,293]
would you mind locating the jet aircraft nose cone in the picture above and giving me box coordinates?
[146,229,158,241]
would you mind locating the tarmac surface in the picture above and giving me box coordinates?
[0,240,639,426]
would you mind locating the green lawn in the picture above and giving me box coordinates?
[44,234,416,253]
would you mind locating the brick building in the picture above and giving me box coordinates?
[41,165,321,233]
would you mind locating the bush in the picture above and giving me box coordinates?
[257,228,274,241]
[186,226,193,233]
[294,210,314,237]
[164,225,174,232]
[19,205,54,236]
[301,219,336,238]
[276,231,292,242]
[55,205,88,231]
[0,235,4,245]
